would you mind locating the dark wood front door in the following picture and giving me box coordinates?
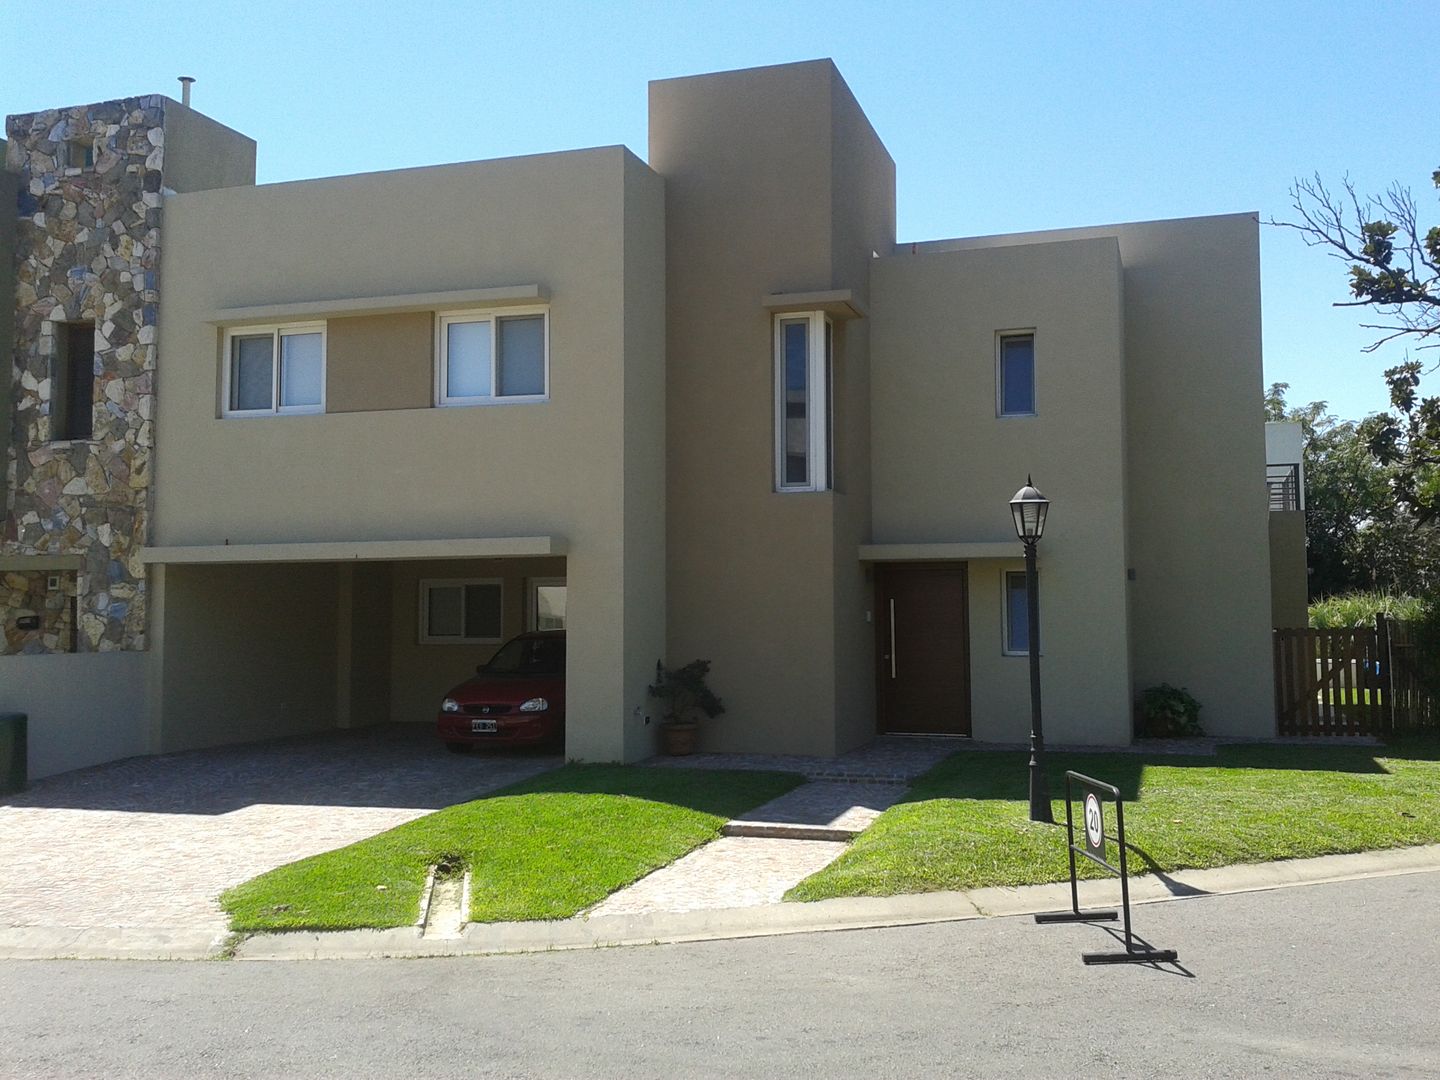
[876,564,971,736]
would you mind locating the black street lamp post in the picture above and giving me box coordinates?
[1009,477,1053,824]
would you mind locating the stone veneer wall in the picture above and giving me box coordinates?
[3,97,164,653]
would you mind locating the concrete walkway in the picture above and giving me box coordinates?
[588,780,907,917]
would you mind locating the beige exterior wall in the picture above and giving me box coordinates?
[652,60,893,755]
[153,146,666,761]
[325,313,433,413]
[1269,511,1309,628]
[160,100,256,194]
[912,214,1274,738]
[870,236,1132,744]
[0,651,147,779]
[150,562,339,752]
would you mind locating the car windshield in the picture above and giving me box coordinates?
[483,636,564,676]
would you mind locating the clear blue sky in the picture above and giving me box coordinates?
[5,0,1435,420]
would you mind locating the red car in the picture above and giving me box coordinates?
[436,631,566,752]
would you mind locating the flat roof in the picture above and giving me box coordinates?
[141,536,565,566]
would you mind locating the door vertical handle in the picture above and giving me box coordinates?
[888,598,897,679]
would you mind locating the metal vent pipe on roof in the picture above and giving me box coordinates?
[178,76,195,107]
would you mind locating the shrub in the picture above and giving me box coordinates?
[1137,684,1203,738]
[647,659,725,727]
[1308,591,1426,629]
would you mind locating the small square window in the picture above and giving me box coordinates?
[1004,570,1031,655]
[67,141,93,170]
[420,579,503,644]
[998,333,1035,416]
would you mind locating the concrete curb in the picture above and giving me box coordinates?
[231,843,1440,961]
[5,844,1438,962]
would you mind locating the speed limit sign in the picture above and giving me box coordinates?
[1083,791,1105,858]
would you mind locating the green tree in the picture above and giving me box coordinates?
[1267,382,1440,599]
[1278,169,1440,523]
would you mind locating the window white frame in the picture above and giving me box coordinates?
[1002,569,1036,657]
[435,306,550,406]
[773,310,833,492]
[418,578,504,645]
[221,322,327,418]
[996,330,1037,418]
[526,577,567,631]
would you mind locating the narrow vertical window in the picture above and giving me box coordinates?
[1005,570,1031,655]
[774,311,833,492]
[52,322,95,441]
[998,333,1036,416]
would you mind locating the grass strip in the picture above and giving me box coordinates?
[223,764,802,931]
[788,737,1440,901]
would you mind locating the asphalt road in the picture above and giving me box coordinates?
[3,872,1438,1079]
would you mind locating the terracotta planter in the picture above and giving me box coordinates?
[660,721,700,756]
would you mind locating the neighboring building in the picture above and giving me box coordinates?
[1266,420,1308,627]
[2,60,1298,775]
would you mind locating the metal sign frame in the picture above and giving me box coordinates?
[1034,771,1178,965]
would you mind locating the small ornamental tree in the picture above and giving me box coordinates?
[648,659,725,727]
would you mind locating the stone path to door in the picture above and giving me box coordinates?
[0,726,558,936]
[597,737,959,917]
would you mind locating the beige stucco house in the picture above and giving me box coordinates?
[2,60,1305,776]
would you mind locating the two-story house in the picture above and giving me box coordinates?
[2,60,1305,777]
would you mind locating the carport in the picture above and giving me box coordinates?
[140,536,593,757]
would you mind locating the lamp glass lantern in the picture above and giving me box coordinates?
[1009,477,1049,543]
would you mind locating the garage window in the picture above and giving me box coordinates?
[419,579,503,644]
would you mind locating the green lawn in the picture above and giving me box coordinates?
[788,738,1440,902]
[223,765,802,932]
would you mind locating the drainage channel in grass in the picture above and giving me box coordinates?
[421,855,470,939]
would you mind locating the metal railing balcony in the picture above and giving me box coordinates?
[1266,462,1300,512]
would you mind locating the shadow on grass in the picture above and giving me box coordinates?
[901,740,1421,808]
[492,763,805,818]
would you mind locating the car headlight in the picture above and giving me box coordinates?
[519,697,549,713]
[441,698,461,713]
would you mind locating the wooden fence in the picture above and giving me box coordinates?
[1274,617,1438,736]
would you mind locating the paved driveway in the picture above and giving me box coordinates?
[0,726,558,935]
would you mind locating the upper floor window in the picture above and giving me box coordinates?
[437,309,548,405]
[52,321,95,441]
[66,141,93,170]
[997,332,1036,417]
[774,311,833,492]
[223,323,325,417]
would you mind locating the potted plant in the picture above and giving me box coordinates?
[648,659,724,755]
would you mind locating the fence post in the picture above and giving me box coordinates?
[1376,613,1396,733]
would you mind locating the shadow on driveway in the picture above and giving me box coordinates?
[3,724,562,816]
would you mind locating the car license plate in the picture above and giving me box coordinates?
[471,718,497,734]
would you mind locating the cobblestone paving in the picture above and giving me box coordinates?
[648,735,959,782]
[0,726,557,933]
[587,837,849,917]
[731,781,906,832]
